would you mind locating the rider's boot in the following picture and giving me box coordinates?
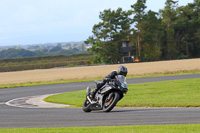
[90,82,105,100]
[90,89,97,100]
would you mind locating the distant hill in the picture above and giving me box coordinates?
[0,41,92,59]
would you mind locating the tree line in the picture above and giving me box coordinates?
[0,45,87,59]
[85,0,200,63]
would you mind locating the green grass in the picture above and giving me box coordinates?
[45,89,86,107]
[128,69,200,79]
[1,71,199,89]
[45,78,200,107]
[1,124,200,133]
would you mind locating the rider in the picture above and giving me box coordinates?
[90,65,128,99]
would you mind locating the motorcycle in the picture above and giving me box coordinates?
[82,75,128,112]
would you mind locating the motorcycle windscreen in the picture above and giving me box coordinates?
[115,75,127,88]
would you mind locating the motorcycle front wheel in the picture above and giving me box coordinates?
[103,92,120,112]
[82,99,91,112]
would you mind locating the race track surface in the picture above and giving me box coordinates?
[0,74,200,128]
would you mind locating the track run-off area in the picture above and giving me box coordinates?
[0,74,200,128]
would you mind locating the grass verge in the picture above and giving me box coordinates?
[45,78,200,107]
[1,124,200,133]
[1,70,200,89]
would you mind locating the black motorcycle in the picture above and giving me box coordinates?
[82,75,128,112]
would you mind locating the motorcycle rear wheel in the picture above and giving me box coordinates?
[82,99,91,112]
[103,92,120,112]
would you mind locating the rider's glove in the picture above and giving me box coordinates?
[123,88,128,94]
[104,77,111,82]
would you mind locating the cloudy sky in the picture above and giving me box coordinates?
[0,0,194,46]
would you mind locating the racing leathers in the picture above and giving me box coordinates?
[90,71,117,99]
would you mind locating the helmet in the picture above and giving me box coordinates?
[117,65,128,76]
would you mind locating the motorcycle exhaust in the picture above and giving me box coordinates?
[87,96,92,103]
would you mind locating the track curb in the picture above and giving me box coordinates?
[6,94,70,108]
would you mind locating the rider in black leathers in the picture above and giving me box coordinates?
[90,65,128,99]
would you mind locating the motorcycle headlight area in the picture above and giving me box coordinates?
[121,82,127,88]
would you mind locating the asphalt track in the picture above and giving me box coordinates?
[0,74,200,128]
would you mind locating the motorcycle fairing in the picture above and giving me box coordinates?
[87,76,126,111]
[100,84,124,101]
[89,101,102,110]
[89,85,117,110]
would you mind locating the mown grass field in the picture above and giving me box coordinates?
[45,78,200,107]
[0,58,200,86]
[1,124,200,133]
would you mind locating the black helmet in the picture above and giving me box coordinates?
[117,65,128,76]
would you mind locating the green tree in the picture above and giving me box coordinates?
[85,0,200,63]
[0,48,37,58]
[131,0,147,59]
[140,11,163,61]
[49,46,62,52]
[186,0,200,57]
[85,8,132,63]
[160,0,178,60]
[77,44,86,52]
[172,0,200,58]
